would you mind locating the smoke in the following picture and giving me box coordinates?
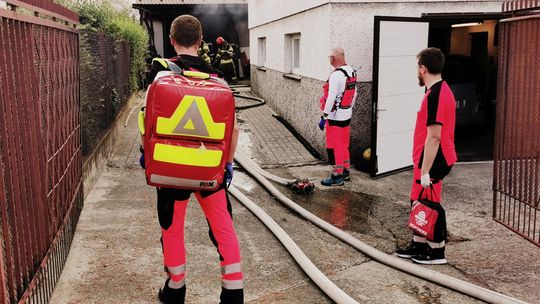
[189,3,249,47]
[192,3,246,19]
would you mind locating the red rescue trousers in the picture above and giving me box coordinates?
[161,189,243,290]
[325,122,350,175]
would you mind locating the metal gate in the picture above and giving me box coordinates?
[0,0,81,302]
[493,11,540,246]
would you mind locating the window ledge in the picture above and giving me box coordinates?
[257,66,267,72]
[283,73,301,81]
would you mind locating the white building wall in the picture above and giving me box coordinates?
[329,1,504,81]
[249,4,332,81]
[250,0,505,81]
[249,0,329,29]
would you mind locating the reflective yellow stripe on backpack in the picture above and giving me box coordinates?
[153,143,222,167]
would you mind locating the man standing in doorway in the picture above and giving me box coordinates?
[319,47,357,186]
[396,47,457,265]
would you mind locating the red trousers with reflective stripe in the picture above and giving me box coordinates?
[326,123,350,174]
[161,189,243,283]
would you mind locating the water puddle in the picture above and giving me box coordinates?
[280,187,380,235]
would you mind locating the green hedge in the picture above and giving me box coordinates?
[60,0,149,91]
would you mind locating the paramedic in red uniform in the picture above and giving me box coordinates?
[319,47,357,186]
[396,47,457,265]
[144,15,243,303]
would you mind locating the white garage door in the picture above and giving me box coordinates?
[371,17,429,177]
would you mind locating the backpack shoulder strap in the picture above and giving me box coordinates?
[334,67,350,79]
[167,60,182,74]
[152,58,169,69]
[151,57,182,74]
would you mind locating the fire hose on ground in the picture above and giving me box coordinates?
[235,152,316,194]
[232,90,267,110]
[232,152,528,304]
[228,186,360,304]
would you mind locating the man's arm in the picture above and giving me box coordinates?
[422,83,445,177]
[421,124,442,176]
[323,72,341,117]
[227,117,239,163]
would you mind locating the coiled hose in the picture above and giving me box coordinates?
[232,153,528,304]
[232,91,266,110]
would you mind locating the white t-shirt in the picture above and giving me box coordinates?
[323,65,357,121]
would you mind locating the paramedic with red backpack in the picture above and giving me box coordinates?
[319,47,357,186]
[396,48,457,265]
[139,15,243,304]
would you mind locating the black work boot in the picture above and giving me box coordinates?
[220,288,244,304]
[343,169,351,181]
[158,279,186,304]
[395,241,428,259]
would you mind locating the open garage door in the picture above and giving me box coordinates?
[370,17,429,177]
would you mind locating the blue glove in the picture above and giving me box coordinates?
[139,153,145,169]
[225,162,234,187]
[318,117,326,131]
[139,145,145,169]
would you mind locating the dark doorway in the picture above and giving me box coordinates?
[162,9,244,59]
[428,20,500,161]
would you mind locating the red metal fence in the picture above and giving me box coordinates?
[494,13,540,246]
[0,1,81,303]
[7,0,78,24]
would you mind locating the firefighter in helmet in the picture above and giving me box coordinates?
[215,37,237,83]
[198,40,212,65]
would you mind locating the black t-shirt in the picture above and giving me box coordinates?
[146,54,223,88]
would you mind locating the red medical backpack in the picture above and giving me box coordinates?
[319,67,357,111]
[140,70,235,191]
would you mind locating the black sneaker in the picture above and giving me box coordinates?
[412,248,447,265]
[158,278,186,304]
[343,169,351,182]
[395,242,428,259]
[220,288,244,304]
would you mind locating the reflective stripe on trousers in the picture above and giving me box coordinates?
[167,264,186,286]
[161,189,243,287]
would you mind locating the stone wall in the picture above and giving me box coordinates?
[251,66,372,167]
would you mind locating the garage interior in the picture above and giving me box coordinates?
[426,13,507,161]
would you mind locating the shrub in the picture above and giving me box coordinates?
[108,14,149,90]
[60,0,149,91]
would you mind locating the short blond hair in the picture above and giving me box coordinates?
[330,47,345,58]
